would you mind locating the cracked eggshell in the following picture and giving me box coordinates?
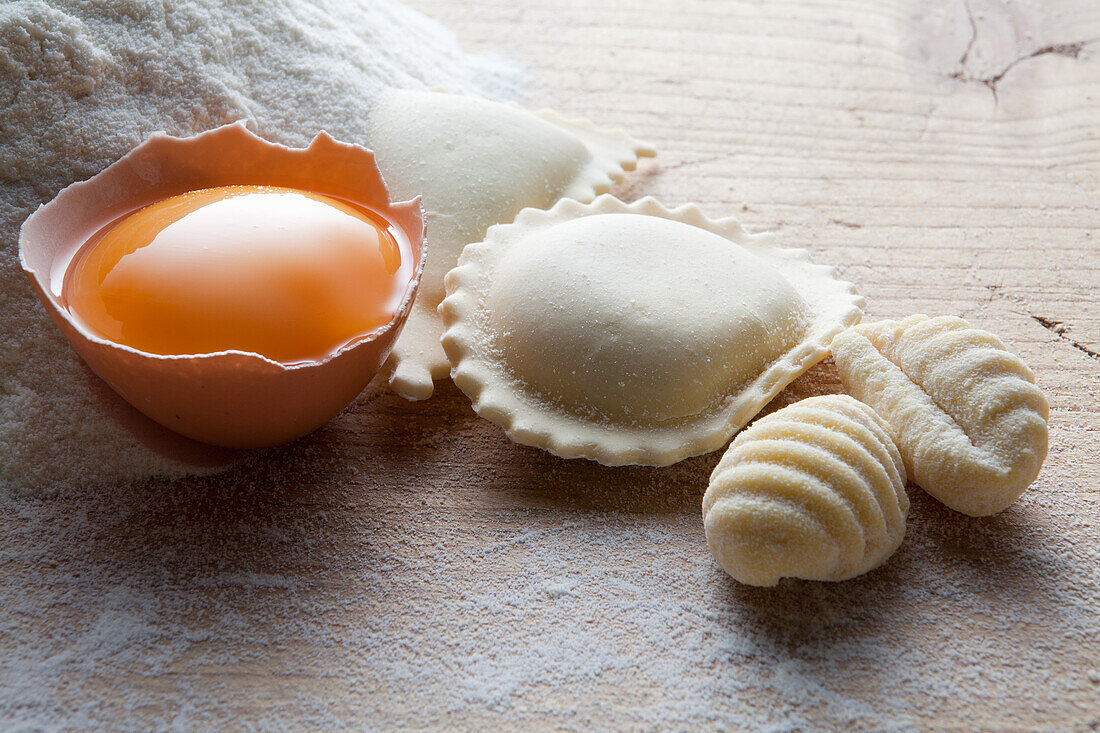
[19,122,425,449]
[439,195,866,466]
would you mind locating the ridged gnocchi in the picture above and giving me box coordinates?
[702,395,908,586]
[832,315,1048,517]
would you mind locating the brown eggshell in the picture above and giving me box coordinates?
[19,122,426,449]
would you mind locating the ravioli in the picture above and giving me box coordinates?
[364,90,655,400]
[832,315,1049,516]
[439,196,866,466]
[703,395,908,586]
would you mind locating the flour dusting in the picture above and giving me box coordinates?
[1,1,1098,731]
[0,0,524,494]
[0,411,1095,730]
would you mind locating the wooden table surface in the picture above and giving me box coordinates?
[3,1,1098,730]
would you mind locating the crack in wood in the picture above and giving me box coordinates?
[987,285,1098,360]
[957,0,978,69]
[977,42,1093,102]
[1029,315,1100,361]
[829,218,863,228]
[657,153,726,173]
[950,3,1096,105]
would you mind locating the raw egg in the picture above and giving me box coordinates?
[63,185,411,364]
[20,123,425,450]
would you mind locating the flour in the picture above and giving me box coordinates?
[0,0,524,494]
[0,432,1095,729]
[2,3,1097,731]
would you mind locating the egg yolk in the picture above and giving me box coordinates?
[62,185,407,364]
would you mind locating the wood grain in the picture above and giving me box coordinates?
[2,0,1098,730]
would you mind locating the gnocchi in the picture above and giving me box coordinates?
[831,315,1048,516]
[703,395,909,586]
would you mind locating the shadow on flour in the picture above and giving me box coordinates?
[707,483,1069,662]
[15,372,484,594]
[713,546,913,650]
[468,360,846,515]
[27,375,470,592]
[903,487,1070,594]
[181,357,847,519]
[21,443,402,636]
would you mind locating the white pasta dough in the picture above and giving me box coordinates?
[439,196,865,466]
[365,90,655,400]
[702,395,909,587]
[831,315,1049,517]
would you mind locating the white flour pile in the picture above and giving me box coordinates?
[0,0,524,494]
